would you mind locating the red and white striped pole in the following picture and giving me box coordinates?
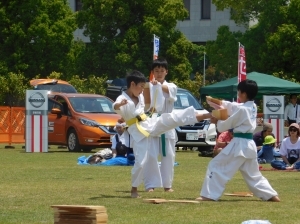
[25,90,48,152]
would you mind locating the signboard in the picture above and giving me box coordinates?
[263,95,284,144]
[25,90,48,152]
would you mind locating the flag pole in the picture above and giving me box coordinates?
[150,34,160,81]
[203,52,206,86]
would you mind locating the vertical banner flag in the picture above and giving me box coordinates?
[237,42,246,102]
[150,34,160,81]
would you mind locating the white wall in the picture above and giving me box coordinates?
[176,1,247,42]
[67,0,247,43]
[68,0,90,43]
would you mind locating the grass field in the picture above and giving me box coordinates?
[0,144,299,224]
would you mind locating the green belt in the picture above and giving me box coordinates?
[161,133,166,157]
[233,133,253,139]
[156,113,166,157]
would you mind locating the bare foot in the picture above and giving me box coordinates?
[267,196,280,202]
[146,188,154,192]
[195,196,214,201]
[164,188,174,192]
[131,192,141,198]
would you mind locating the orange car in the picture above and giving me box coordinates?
[48,93,120,152]
[30,79,77,93]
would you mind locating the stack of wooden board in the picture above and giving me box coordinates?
[51,205,108,224]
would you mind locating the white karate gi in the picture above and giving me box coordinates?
[113,91,197,188]
[200,100,278,201]
[144,81,178,189]
[111,131,130,150]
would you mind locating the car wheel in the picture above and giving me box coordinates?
[67,129,81,152]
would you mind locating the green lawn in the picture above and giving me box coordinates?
[0,145,298,224]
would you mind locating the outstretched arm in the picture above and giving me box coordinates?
[114,99,128,110]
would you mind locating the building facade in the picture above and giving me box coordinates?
[68,0,247,44]
[178,0,247,43]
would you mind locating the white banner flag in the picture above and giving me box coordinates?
[153,35,160,60]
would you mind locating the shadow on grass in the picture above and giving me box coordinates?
[89,193,132,200]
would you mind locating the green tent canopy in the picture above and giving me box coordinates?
[200,72,300,100]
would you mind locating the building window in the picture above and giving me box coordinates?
[201,0,211,19]
[75,0,83,11]
[183,0,190,20]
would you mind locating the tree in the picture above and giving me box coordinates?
[212,0,289,25]
[0,0,76,79]
[76,0,196,80]
[203,0,300,84]
[0,73,29,106]
[205,26,243,78]
[40,72,108,95]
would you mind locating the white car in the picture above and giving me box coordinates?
[174,88,217,152]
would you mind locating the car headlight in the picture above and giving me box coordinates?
[79,118,100,127]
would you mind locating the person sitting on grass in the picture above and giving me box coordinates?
[111,122,129,158]
[257,135,281,164]
[253,122,275,151]
[270,123,300,170]
[212,129,233,158]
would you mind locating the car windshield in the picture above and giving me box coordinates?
[174,90,203,110]
[68,97,115,113]
[35,84,77,93]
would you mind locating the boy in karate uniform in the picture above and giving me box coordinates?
[196,79,280,202]
[144,58,177,192]
[113,70,211,198]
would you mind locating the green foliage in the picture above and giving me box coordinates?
[76,0,194,80]
[212,0,289,25]
[47,71,62,79]
[0,0,76,79]
[68,75,108,95]
[205,0,300,85]
[205,26,243,79]
[188,44,206,75]
[172,73,203,99]
[0,73,29,106]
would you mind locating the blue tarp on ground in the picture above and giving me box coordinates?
[77,156,179,167]
[77,155,133,166]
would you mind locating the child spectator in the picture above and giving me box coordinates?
[257,135,281,164]
[253,122,275,151]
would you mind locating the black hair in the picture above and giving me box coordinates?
[290,94,297,99]
[151,58,168,70]
[237,79,258,100]
[126,70,147,88]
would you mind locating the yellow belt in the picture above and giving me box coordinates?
[126,114,150,137]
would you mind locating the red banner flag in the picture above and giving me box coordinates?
[237,43,246,102]
[238,43,246,83]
